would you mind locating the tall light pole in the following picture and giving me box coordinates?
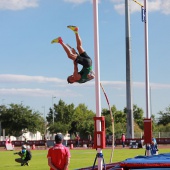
[52,96,56,124]
[42,106,46,120]
[125,0,134,138]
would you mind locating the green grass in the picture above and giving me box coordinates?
[0,148,170,170]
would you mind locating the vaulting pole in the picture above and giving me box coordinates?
[100,83,115,163]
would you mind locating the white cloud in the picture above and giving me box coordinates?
[110,0,170,15]
[149,83,170,89]
[0,0,39,10]
[0,74,170,90]
[160,0,170,15]
[0,74,170,100]
[114,3,124,15]
[0,88,80,97]
[98,80,170,90]
[64,0,90,4]
[0,74,64,84]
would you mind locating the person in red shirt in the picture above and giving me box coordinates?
[47,134,71,170]
[121,133,126,148]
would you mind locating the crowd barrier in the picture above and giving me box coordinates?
[110,138,170,146]
[0,138,170,147]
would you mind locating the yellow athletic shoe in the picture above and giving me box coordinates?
[67,25,78,33]
[51,37,63,44]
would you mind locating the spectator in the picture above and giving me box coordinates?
[75,134,80,147]
[88,134,92,148]
[44,135,47,149]
[6,135,11,144]
[151,137,159,155]
[47,134,71,170]
[64,131,70,147]
[23,136,28,144]
[121,133,126,148]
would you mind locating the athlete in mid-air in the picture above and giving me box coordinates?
[51,25,95,84]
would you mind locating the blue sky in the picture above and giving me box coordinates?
[0,0,170,118]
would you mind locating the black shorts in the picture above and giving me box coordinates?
[75,52,92,67]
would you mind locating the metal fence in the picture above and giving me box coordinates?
[115,132,170,139]
[134,132,170,138]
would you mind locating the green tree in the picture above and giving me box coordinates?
[47,101,95,139]
[114,110,126,126]
[156,123,170,136]
[47,99,74,134]
[46,108,53,124]
[157,106,170,126]
[151,114,157,132]
[114,110,127,138]
[101,108,112,134]
[124,104,144,130]
[71,103,95,138]
[49,122,70,134]
[0,104,44,136]
[133,104,144,130]
[101,105,126,138]
[54,99,74,124]
[101,105,117,135]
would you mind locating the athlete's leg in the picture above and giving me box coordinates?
[67,25,85,54]
[75,33,85,54]
[51,37,77,61]
[15,158,26,166]
[15,158,23,163]
[60,42,77,61]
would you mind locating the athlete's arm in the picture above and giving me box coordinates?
[87,71,95,80]
[73,61,81,80]
[87,74,95,80]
